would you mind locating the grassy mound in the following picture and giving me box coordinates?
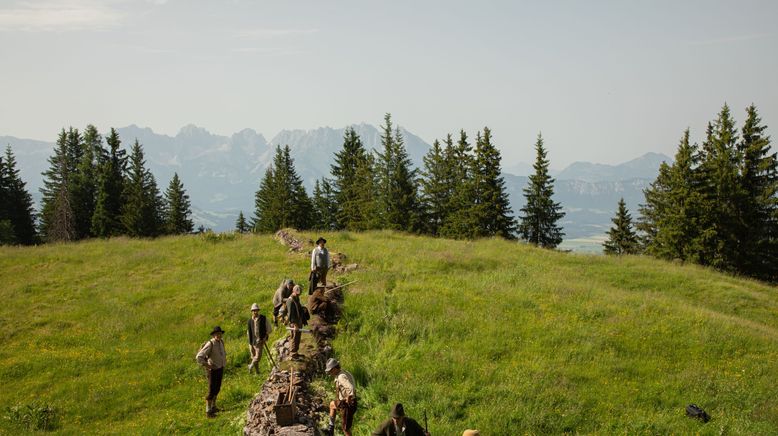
[1,232,776,434]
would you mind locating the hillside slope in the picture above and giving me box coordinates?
[1,233,776,434]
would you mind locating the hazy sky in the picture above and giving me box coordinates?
[1,0,776,167]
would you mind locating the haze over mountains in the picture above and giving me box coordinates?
[1,124,670,243]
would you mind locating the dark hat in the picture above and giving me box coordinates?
[391,403,405,418]
[210,326,225,335]
[316,237,327,244]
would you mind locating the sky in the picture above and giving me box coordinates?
[1,0,777,168]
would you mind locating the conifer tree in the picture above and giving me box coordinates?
[40,129,76,241]
[235,211,249,233]
[440,131,477,238]
[91,128,127,237]
[1,146,37,244]
[420,139,450,235]
[375,114,420,232]
[312,178,338,230]
[697,104,743,271]
[736,104,778,280]
[472,127,516,238]
[331,127,374,230]
[518,133,565,248]
[252,146,312,232]
[163,172,193,234]
[121,139,163,237]
[603,198,639,255]
[0,152,13,244]
[70,125,100,239]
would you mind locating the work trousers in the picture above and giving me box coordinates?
[289,324,302,355]
[206,367,224,400]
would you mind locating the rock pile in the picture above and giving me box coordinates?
[244,282,347,436]
[274,229,312,253]
[331,252,358,273]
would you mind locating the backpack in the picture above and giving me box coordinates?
[685,404,710,423]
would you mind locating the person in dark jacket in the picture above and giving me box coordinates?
[247,303,273,374]
[285,285,305,359]
[371,403,430,436]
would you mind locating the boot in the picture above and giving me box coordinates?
[247,362,254,373]
[212,399,221,413]
[320,424,334,436]
[206,400,215,418]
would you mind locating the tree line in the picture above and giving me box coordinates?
[247,113,565,245]
[1,125,195,244]
[602,103,777,282]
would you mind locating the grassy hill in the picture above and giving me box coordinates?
[1,232,776,435]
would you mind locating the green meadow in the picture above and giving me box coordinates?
[1,232,776,435]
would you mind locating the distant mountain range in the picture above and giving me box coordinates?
[1,124,671,243]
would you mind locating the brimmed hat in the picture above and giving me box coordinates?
[250,303,259,311]
[286,278,295,286]
[463,431,481,436]
[391,403,405,418]
[316,237,327,244]
[292,284,301,294]
[210,326,225,335]
[325,358,340,372]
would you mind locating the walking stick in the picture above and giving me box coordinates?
[263,341,278,370]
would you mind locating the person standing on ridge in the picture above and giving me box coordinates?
[195,326,227,418]
[285,285,306,359]
[372,403,430,436]
[311,237,330,288]
[247,303,272,374]
[322,358,357,436]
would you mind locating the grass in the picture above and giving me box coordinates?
[1,231,777,434]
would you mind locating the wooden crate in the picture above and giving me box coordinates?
[274,390,296,426]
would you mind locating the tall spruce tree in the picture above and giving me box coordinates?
[163,172,193,234]
[121,139,163,237]
[1,146,37,244]
[40,129,77,241]
[91,128,127,237]
[312,178,338,230]
[252,145,312,232]
[235,211,249,233]
[0,153,10,243]
[697,104,743,271]
[420,139,451,235]
[737,104,778,280]
[472,127,516,238]
[331,127,374,230]
[440,131,477,238]
[518,133,565,248]
[375,114,420,232]
[603,198,639,255]
[70,125,100,239]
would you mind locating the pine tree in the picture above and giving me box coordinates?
[518,133,565,248]
[374,114,420,232]
[472,127,517,238]
[121,139,163,237]
[39,129,76,241]
[603,198,639,255]
[163,172,193,234]
[0,152,13,244]
[697,104,743,271]
[252,146,312,232]
[70,125,100,239]
[1,146,37,244]
[312,178,338,230]
[737,104,778,280]
[331,127,374,230]
[91,128,127,237]
[235,211,249,233]
[439,131,477,238]
[420,139,450,235]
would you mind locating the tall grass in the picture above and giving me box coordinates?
[1,231,776,434]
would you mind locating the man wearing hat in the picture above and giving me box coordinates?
[195,326,227,418]
[323,357,357,436]
[272,279,295,326]
[285,285,306,359]
[247,303,273,374]
[311,237,330,287]
[371,403,430,436]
